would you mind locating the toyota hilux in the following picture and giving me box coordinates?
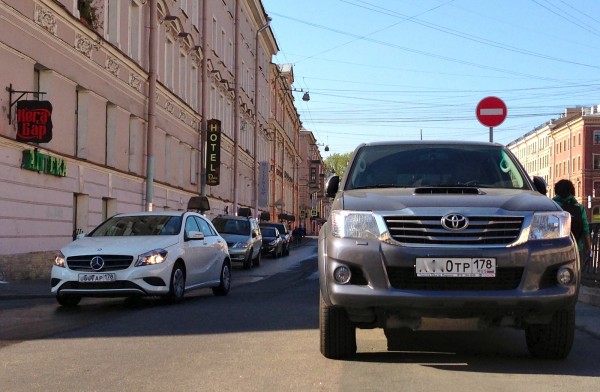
[319,141,579,359]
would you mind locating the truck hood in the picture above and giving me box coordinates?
[338,187,560,213]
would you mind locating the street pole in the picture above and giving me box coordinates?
[254,18,271,218]
[145,0,157,211]
[200,0,208,197]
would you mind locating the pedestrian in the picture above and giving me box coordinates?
[552,179,592,259]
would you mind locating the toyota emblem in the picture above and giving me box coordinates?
[441,214,469,231]
[90,256,105,271]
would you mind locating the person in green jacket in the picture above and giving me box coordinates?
[552,179,592,258]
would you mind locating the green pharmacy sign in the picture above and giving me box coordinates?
[21,149,67,177]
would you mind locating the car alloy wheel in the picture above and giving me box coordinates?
[166,263,186,303]
[213,262,231,296]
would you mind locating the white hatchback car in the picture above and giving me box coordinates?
[51,211,231,307]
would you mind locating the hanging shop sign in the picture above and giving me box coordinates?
[21,148,66,177]
[16,100,53,143]
[206,119,221,186]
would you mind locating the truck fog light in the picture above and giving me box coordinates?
[557,267,573,286]
[334,266,351,284]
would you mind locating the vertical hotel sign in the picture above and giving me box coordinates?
[206,119,221,186]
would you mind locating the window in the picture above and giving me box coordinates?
[310,167,317,183]
[129,1,141,61]
[76,89,90,159]
[191,64,198,109]
[185,216,201,236]
[106,103,117,166]
[595,155,600,170]
[73,193,89,240]
[179,51,187,101]
[166,38,175,89]
[107,0,120,47]
[102,197,117,221]
[212,17,218,52]
[194,216,216,236]
[594,131,600,144]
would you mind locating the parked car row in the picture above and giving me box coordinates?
[50,211,294,307]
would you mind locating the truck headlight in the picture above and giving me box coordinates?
[331,210,384,240]
[529,212,570,240]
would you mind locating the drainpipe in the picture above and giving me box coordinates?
[254,18,271,217]
[200,0,208,197]
[233,0,240,214]
[145,0,157,211]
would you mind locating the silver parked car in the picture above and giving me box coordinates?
[319,141,579,360]
[212,215,262,269]
[51,211,231,307]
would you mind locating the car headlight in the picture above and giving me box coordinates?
[135,249,168,266]
[231,242,249,250]
[331,210,384,240]
[268,240,277,246]
[54,251,66,268]
[529,211,570,240]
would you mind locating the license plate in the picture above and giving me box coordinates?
[78,273,116,282]
[416,258,496,277]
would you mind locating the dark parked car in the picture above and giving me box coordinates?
[260,222,292,255]
[319,140,579,360]
[260,226,283,258]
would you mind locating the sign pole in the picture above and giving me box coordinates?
[489,126,493,143]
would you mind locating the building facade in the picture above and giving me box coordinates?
[0,0,322,280]
[508,105,600,223]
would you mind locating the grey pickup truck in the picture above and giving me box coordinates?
[319,141,579,359]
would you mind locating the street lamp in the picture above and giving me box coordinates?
[287,88,310,102]
[312,142,329,152]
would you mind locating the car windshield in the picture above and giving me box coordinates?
[89,215,182,236]
[261,227,276,237]
[346,144,527,190]
[213,218,250,235]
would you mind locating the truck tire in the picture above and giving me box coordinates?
[320,293,356,359]
[525,306,575,359]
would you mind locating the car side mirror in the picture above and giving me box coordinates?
[186,231,205,241]
[325,175,340,197]
[532,176,547,195]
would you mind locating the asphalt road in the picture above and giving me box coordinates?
[2,239,600,391]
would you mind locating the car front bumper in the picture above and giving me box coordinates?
[319,234,580,327]
[50,262,173,297]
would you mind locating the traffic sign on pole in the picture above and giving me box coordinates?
[476,96,507,127]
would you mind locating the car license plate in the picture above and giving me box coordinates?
[416,258,496,277]
[78,273,116,282]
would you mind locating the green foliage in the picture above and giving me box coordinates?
[324,152,352,179]
[78,0,99,29]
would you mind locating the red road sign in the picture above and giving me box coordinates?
[476,96,507,127]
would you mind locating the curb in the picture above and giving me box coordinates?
[579,285,600,307]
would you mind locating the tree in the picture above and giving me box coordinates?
[324,152,352,179]
[78,0,99,29]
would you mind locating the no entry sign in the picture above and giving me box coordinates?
[476,96,507,127]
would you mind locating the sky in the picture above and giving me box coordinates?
[261,0,600,157]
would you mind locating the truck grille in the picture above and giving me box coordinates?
[66,255,134,271]
[386,267,524,290]
[383,215,524,245]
